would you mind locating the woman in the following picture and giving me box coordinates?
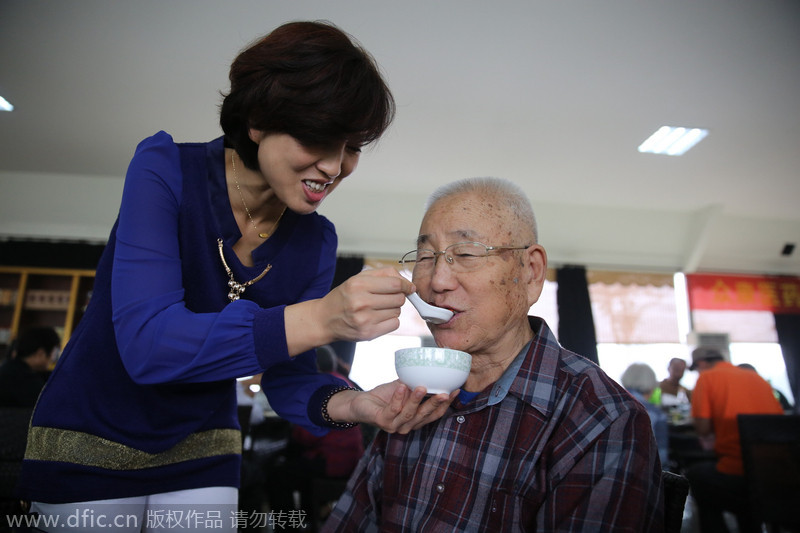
[18,21,453,530]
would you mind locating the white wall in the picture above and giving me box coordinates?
[3,170,800,278]
[0,171,123,243]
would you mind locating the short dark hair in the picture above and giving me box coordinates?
[220,20,395,170]
[14,327,60,360]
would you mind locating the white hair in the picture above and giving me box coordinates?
[621,363,657,394]
[424,177,538,243]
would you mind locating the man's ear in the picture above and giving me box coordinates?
[526,244,548,306]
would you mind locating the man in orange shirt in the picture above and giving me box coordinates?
[686,347,784,533]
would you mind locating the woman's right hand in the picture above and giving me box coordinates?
[284,267,414,356]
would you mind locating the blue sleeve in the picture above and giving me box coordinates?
[112,132,278,384]
[262,355,350,435]
[258,219,345,435]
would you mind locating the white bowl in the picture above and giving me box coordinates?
[395,347,471,394]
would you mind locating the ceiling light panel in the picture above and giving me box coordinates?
[638,126,708,156]
[0,95,13,112]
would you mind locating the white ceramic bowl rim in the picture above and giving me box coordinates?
[395,347,471,372]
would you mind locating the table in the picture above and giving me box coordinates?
[667,422,716,472]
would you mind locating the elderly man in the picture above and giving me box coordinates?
[323,177,663,532]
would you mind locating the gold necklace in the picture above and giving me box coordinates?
[217,238,273,302]
[231,151,287,239]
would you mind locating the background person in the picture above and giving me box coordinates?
[686,347,784,533]
[737,363,793,412]
[621,362,669,465]
[0,326,60,408]
[323,177,664,532]
[16,21,453,532]
[653,357,692,407]
[265,345,364,519]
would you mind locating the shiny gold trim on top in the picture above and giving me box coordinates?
[25,427,241,471]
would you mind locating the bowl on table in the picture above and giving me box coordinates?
[395,347,471,394]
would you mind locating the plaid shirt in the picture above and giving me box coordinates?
[323,318,664,532]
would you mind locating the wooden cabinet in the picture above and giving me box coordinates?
[0,266,95,352]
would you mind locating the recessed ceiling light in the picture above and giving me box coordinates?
[0,95,13,112]
[638,126,708,156]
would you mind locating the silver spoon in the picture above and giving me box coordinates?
[407,293,454,324]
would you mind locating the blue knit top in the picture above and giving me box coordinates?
[18,132,346,503]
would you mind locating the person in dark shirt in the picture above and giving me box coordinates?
[0,326,60,407]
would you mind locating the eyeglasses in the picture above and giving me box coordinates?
[399,241,531,276]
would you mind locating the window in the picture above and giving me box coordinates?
[588,271,679,344]
[345,262,794,407]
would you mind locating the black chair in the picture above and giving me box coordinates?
[237,404,253,446]
[662,470,690,533]
[738,414,800,533]
[0,407,34,524]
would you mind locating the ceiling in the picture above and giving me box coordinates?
[1,0,799,276]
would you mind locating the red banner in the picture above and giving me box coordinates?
[686,273,800,314]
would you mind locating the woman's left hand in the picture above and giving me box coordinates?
[328,381,457,434]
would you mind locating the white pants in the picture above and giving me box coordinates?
[30,487,238,532]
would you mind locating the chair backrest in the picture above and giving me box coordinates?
[737,414,800,528]
[661,470,690,533]
[237,404,252,444]
[0,407,33,499]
